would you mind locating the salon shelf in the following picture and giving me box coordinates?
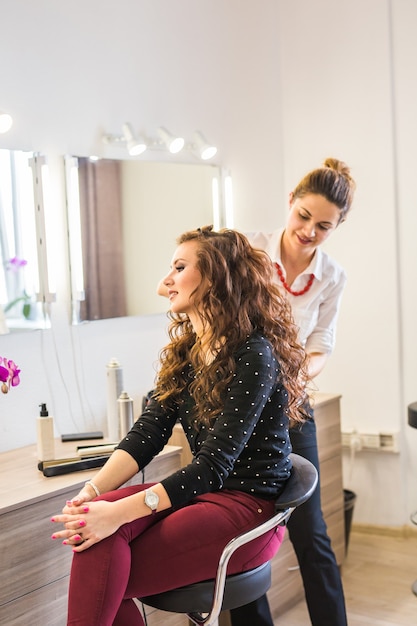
[0,439,183,626]
[268,392,345,620]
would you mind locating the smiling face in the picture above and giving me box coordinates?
[162,240,205,322]
[284,192,341,256]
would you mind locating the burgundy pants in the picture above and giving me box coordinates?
[67,484,285,625]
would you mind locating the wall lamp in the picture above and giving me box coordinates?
[102,123,217,161]
[0,111,13,134]
[103,122,147,156]
[157,127,184,154]
[122,123,147,156]
[190,131,217,160]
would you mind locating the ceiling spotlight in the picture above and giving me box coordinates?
[157,127,184,154]
[0,111,13,134]
[121,123,147,156]
[192,131,217,160]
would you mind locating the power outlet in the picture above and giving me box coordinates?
[379,432,399,452]
[360,433,380,449]
[341,431,399,453]
[341,432,353,447]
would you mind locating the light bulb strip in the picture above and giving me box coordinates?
[29,154,56,304]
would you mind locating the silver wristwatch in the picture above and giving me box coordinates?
[144,488,159,515]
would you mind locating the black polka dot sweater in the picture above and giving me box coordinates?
[117,332,292,510]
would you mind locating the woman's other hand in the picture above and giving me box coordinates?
[50,500,123,552]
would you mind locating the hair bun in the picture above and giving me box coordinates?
[323,157,351,178]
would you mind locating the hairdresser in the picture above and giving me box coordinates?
[230,158,356,626]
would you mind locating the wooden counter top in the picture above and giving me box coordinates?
[0,438,183,626]
[310,391,341,406]
[0,439,181,514]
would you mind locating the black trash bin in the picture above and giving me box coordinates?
[343,489,356,555]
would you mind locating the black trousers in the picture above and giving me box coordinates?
[230,417,347,626]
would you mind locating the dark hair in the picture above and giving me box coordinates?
[155,226,308,425]
[293,158,356,222]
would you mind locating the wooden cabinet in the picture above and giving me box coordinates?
[267,392,345,620]
[0,440,185,626]
[311,393,345,564]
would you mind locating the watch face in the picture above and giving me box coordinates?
[145,489,159,510]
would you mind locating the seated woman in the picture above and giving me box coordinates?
[51,225,308,626]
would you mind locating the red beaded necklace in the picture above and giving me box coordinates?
[274,262,315,296]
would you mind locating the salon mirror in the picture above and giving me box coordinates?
[0,149,52,333]
[66,157,222,322]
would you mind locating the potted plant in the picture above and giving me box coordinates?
[0,356,21,394]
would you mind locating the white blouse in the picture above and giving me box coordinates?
[248,228,346,355]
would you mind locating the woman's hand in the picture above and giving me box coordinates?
[66,483,96,507]
[51,500,123,552]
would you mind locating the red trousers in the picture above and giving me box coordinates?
[67,484,285,625]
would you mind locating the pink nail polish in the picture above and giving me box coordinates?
[50,517,55,522]
[79,519,86,527]
[83,506,89,512]
[73,535,82,541]
[62,540,68,545]
[51,534,57,539]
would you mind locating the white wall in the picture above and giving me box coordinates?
[0,0,283,447]
[0,0,416,527]
[273,0,417,527]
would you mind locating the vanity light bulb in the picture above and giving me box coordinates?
[122,123,147,157]
[0,113,13,134]
[192,131,217,161]
[168,137,184,154]
[127,140,147,156]
[200,145,217,160]
[157,127,185,154]
[224,174,234,228]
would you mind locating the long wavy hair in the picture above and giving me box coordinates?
[155,226,308,425]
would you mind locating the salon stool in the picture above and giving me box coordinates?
[139,453,318,626]
[408,402,417,596]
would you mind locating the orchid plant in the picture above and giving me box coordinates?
[4,257,34,320]
[0,357,21,394]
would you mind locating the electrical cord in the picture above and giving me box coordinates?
[69,321,99,429]
[45,308,84,432]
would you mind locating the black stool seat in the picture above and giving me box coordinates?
[408,402,417,595]
[139,453,318,626]
[408,402,417,429]
[141,561,271,614]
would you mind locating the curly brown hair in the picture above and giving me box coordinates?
[155,226,308,425]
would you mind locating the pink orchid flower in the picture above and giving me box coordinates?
[7,257,28,272]
[0,357,21,394]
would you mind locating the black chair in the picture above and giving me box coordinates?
[139,453,318,626]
